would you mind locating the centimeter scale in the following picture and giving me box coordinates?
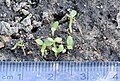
[0,61,119,81]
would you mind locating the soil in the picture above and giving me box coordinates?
[0,0,120,61]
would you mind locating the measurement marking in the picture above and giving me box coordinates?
[86,63,88,80]
[0,62,119,81]
[0,62,1,72]
[48,73,54,80]
[117,63,119,80]
[21,63,24,80]
[96,65,117,81]
[54,62,57,81]
[18,74,23,80]
[2,75,13,80]
[70,62,72,75]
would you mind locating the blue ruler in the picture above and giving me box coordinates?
[0,61,119,81]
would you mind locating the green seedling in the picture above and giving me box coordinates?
[51,21,59,36]
[12,40,26,56]
[41,43,47,56]
[12,40,24,50]
[44,37,54,46]
[35,37,55,56]
[67,10,77,33]
[35,38,47,56]
[51,37,64,57]
[35,37,64,57]
[35,19,75,57]
[52,44,64,57]
[67,36,73,49]
[35,38,43,45]
[35,38,46,56]
[41,37,54,56]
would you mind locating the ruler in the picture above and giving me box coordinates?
[0,61,119,81]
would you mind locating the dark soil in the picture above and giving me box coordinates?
[0,0,120,61]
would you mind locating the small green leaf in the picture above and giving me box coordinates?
[70,10,77,18]
[52,47,58,53]
[51,21,59,36]
[55,37,62,43]
[35,38,43,45]
[44,37,53,46]
[53,21,59,28]
[12,40,23,50]
[67,36,73,49]
[41,43,46,56]
[58,45,64,53]
[47,37,54,42]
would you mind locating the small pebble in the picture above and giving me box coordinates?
[100,5,103,8]
[25,25,33,32]
[96,6,100,8]
[20,2,27,8]
[0,21,19,35]
[28,34,34,39]
[5,0,11,7]
[13,3,20,11]
[84,4,86,7]
[21,14,32,26]
[0,42,4,48]
[27,51,32,55]
[33,20,41,27]
[1,35,11,42]
[3,13,7,17]
[116,12,120,28]
[21,9,29,15]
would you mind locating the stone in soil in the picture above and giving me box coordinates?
[0,42,4,48]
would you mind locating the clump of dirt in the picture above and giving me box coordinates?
[0,0,120,61]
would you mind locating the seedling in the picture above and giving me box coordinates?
[35,37,64,57]
[35,38,45,56]
[36,18,75,57]
[12,40,26,55]
[12,40,24,50]
[41,43,47,56]
[51,37,64,57]
[51,21,59,36]
[52,44,64,57]
[67,10,77,33]
[67,36,73,49]
[35,38,43,45]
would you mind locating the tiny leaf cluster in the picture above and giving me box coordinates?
[35,9,77,57]
[35,37,64,57]
[35,18,75,57]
